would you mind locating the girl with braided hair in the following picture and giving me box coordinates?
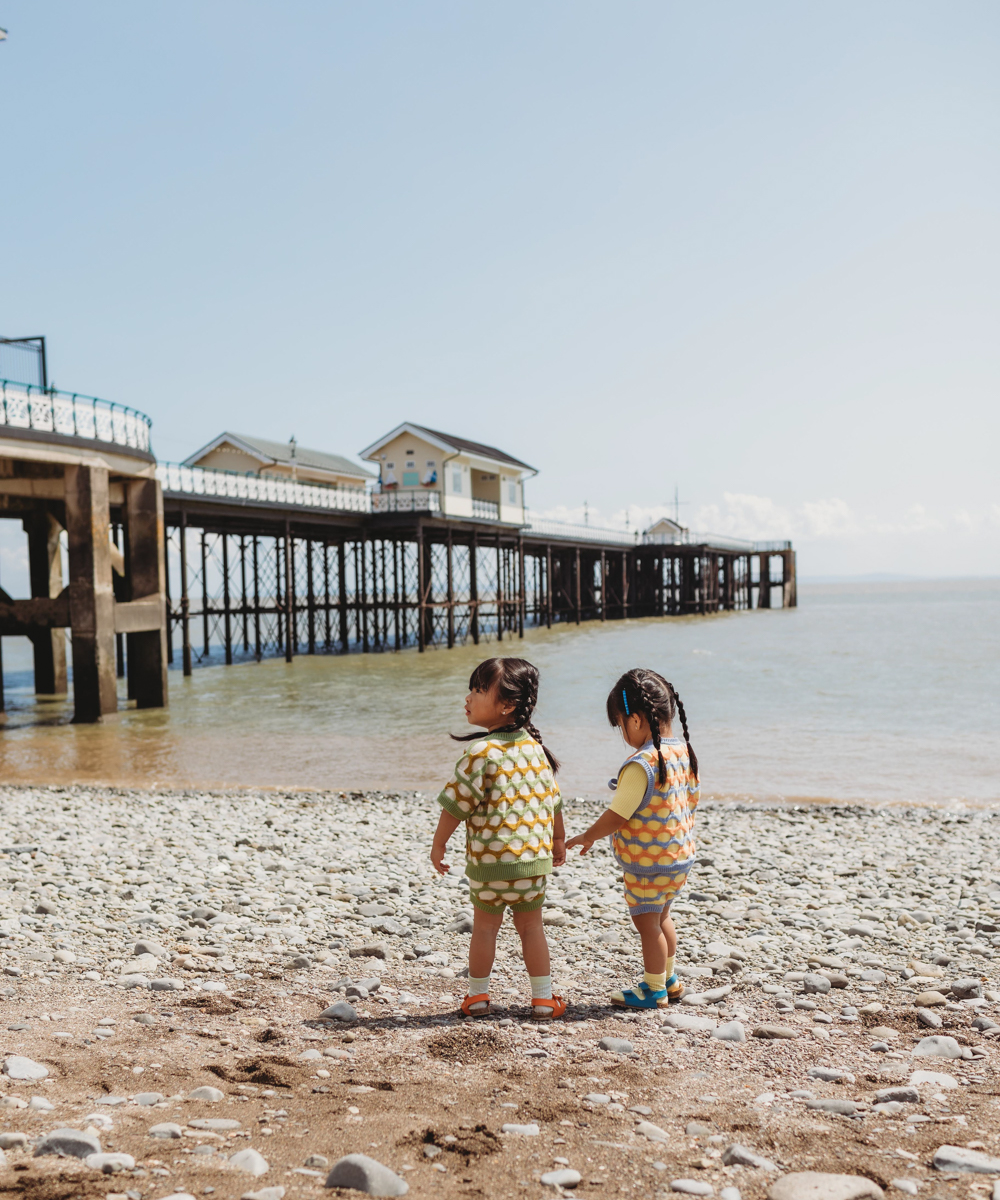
[567,668,699,1009]
[432,657,567,1020]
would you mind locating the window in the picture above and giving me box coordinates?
[508,481,517,503]
[452,469,462,493]
[386,462,394,469]
[427,460,435,467]
[405,460,415,469]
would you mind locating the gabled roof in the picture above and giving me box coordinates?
[359,422,536,474]
[183,432,374,479]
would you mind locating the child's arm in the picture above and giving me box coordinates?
[552,810,566,867]
[431,810,462,875]
[565,807,628,856]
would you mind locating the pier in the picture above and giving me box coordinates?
[0,367,795,720]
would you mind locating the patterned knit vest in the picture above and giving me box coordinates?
[608,738,699,874]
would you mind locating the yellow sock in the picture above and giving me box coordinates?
[664,956,676,979]
[644,971,667,991]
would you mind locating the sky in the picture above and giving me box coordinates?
[1,1,998,578]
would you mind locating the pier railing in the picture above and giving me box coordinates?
[156,462,369,512]
[370,488,442,515]
[0,378,152,453]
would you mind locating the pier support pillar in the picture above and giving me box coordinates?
[125,476,169,709]
[24,511,67,694]
[757,553,772,609]
[782,550,797,608]
[65,463,117,722]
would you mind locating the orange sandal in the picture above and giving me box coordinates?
[530,995,566,1020]
[461,993,491,1018]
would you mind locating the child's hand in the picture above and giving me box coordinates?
[430,842,450,875]
[565,833,595,857]
[552,837,566,868]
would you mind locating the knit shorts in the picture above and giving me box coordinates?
[623,862,692,917]
[468,875,548,914]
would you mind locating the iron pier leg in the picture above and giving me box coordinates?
[392,540,401,650]
[284,523,294,661]
[25,511,67,694]
[323,543,332,651]
[252,537,261,659]
[338,542,348,652]
[240,536,249,651]
[201,531,210,657]
[307,538,316,654]
[469,535,479,645]
[180,511,192,676]
[446,531,455,649]
[518,535,525,638]
[222,533,232,665]
[496,535,503,642]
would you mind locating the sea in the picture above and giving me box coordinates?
[0,579,997,807]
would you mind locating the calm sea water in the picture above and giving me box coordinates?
[0,579,997,806]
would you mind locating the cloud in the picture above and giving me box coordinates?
[531,492,1000,545]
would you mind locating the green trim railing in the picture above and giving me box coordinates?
[0,378,152,453]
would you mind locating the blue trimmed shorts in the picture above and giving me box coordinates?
[622,861,692,917]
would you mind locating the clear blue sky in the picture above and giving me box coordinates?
[1,1,998,576]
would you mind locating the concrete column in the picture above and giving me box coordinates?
[125,477,169,709]
[65,464,117,722]
[782,550,798,608]
[24,511,67,694]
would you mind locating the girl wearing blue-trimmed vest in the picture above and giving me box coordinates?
[566,668,699,1008]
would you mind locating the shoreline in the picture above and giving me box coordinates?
[0,785,996,1199]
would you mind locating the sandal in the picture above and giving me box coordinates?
[460,993,491,1018]
[530,995,566,1020]
[611,981,668,1009]
[666,974,685,1005]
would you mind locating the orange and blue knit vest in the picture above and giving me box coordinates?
[608,738,699,872]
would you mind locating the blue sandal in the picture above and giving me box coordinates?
[610,980,669,1009]
[666,973,685,1004]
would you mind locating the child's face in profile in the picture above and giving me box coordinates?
[465,682,511,731]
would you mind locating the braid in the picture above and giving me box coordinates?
[635,678,667,786]
[669,683,699,781]
[524,719,561,774]
[450,656,560,773]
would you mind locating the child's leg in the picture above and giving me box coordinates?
[511,906,550,978]
[463,905,504,1015]
[631,910,669,975]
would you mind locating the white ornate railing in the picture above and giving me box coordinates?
[157,463,370,512]
[472,497,500,520]
[523,515,638,545]
[0,379,152,453]
[370,488,441,515]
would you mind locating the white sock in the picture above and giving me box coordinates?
[530,975,552,1000]
[467,974,491,996]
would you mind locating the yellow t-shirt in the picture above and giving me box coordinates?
[609,762,648,819]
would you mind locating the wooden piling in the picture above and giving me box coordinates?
[123,477,169,709]
[64,464,117,722]
[24,511,67,694]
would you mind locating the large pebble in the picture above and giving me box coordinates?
[85,1152,136,1172]
[874,1088,919,1104]
[34,1129,102,1158]
[682,984,732,1006]
[950,977,983,999]
[149,1122,184,1138]
[230,1148,270,1176]
[541,1169,582,1187]
[801,974,831,995]
[319,1001,358,1022]
[915,1008,942,1028]
[3,1056,48,1080]
[325,1154,409,1196]
[134,1092,165,1105]
[597,1037,633,1054]
[670,1182,713,1196]
[636,1121,670,1144]
[931,1145,1000,1173]
[712,1021,745,1043]
[189,1086,225,1102]
[806,1099,858,1115]
[752,1025,799,1040]
[914,991,947,1007]
[501,1123,540,1136]
[808,1068,853,1083]
[721,1144,777,1170]
[909,1070,958,1089]
[767,1173,884,1200]
[189,1118,241,1130]
[913,1035,962,1059]
[662,1014,717,1032]
[242,1190,285,1200]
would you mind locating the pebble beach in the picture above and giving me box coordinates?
[0,785,998,1200]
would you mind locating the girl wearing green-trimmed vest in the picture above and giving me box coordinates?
[566,668,700,1009]
[431,657,567,1020]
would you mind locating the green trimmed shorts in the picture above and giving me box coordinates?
[467,874,548,914]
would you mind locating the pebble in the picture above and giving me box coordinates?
[752,1025,799,1040]
[0,1133,27,1149]
[149,1123,184,1138]
[189,1118,241,1130]
[766,1174,885,1200]
[807,1068,853,1083]
[501,1123,540,1136]
[85,1152,136,1172]
[3,1055,48,1080]
[806,1099,858,1115]
[913,990,947,1007]
[909,1069,957,1089]
[325,1154,409,1196]
[229,1148,270,1176]
[242,1190,285,1200]
[319,1001,358,1022]
[915,1007,942,1027]
[597,1037,633,1054]
[720,1191,742,1200]
[34,1128,102,1158]
[189,1086,225,1102]
[801,974,832,994]
[913,1035,963,1059]
[931,1145,1000,1173]
[541,1169,582,1187]
[721,1144,778,1170]
[670,1182,714,1196]
[636,1121,670,1144]
[134,1092,165,1105]
[711,1020,745,1042]
[662,1014,717,1032]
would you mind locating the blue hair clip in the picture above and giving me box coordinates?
[622,688,630,716]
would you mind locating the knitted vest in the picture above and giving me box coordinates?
[437,729,562,882]
[608,739,698,874]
